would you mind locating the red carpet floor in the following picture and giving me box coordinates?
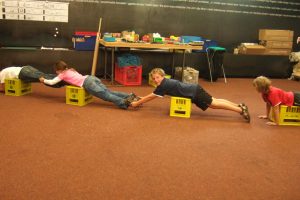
[0,78,299,200]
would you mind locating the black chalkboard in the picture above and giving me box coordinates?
[0,0,300,51]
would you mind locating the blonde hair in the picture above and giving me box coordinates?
[150,68,165,77]
[253,76,271,93]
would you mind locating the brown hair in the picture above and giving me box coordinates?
[150,68,165,77]
[253,76,271,93]
[53,60,68,71]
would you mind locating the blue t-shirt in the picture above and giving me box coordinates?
[153,78,198,99]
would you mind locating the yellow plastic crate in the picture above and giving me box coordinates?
[148,73,171,87]
[270,105,300,126]
[170,96,192,118]
[66,86,93,106]
[5,78,32,96]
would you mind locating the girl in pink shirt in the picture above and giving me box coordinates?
[253,76,300,125]
[40,61,136,109]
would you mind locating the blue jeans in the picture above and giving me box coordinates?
[83,76,129,109]
[18,66,67,88]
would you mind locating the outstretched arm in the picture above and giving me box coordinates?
[266,105,280,126]
[131,93,158,107]
[39,76,62,85]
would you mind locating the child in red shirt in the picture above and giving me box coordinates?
[253,76,300,125]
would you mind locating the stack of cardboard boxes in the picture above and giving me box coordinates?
[238,29,294,56]
[259,29,293,56]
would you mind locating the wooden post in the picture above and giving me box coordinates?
[91,18,102,75]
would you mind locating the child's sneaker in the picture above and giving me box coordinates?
[126,93,137,102]
[122,99,131,109]
[123,93,137,108]
[239,103,250,123]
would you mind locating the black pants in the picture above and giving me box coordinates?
[294,92,300,106]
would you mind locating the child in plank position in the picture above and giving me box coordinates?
[131,68,250,122]
[253,76,300,125]
[39,60,136,109]
[0,65,67,92]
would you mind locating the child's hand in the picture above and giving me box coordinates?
[258,115,268,119]
[131,101,139,107]
[266,121,277,126]
[39,77,45,83]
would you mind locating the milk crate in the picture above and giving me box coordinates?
[170,96,192,118]
[5,78,32,96]
[114,64,142,86]
[148,73,171,87]
[270,105,300,126]
[66,86,93,106]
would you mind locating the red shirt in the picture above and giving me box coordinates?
[262,86,294,106]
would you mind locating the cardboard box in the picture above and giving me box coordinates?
[263,48,291,56]
[259,29,294,42]
[259,40,293,49]
[238,44,266,55]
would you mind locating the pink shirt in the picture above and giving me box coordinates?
[58,69,88,87]
[262,86,294,106]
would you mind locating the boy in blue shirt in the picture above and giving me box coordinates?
[131,68,250,122]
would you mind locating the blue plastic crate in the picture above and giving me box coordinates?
[181,36,202,44]
[193,39,218,53]
[203,39,218,51]
[103,36,116,42]
[73,31,97,51]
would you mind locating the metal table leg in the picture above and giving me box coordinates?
[171,49,175,78]
[111,47,115,84]
[206,49,213,83]
[221,63,227,83]
[104,47,107,79]
[181,50,186,81]
[206,47,227,83]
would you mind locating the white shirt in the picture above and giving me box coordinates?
[43,76,62,85]
[0,67,23,83]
